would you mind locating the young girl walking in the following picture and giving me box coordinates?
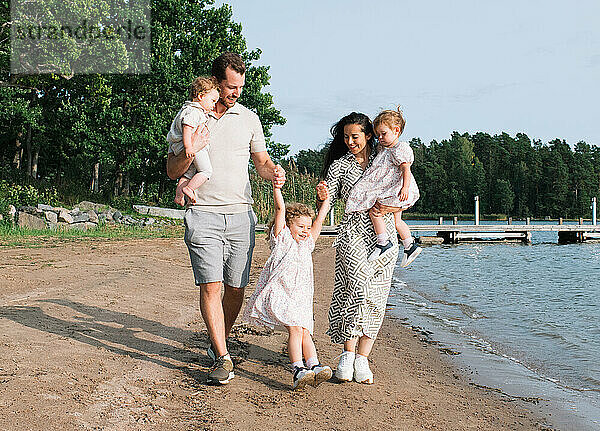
[243,168,333,390]
[167,76,220,206]
[345,107,422,267]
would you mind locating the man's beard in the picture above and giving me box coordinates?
[220,97,236,108]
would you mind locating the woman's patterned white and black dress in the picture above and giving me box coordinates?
[325,151,400,344]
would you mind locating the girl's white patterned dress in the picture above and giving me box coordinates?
[325,151,399,344]
[243,225,315,334]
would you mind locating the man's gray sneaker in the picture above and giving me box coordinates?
[207,355,234,385]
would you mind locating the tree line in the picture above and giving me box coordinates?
[293,132,600,219]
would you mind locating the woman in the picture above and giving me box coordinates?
[316,112,400,384]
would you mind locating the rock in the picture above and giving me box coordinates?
[144,218,155,226]
[133,204,185,220]
[85,222,98,230]
[37,204,55,212]
[71,213,90,223]
[17,211,46,230]
[112,210,123,221]
[78,201,115,213]
[98,213,108,223]
[44,211,58,224]
[87,211,99,223]
[46,221,57,230]
[58,210,74,223]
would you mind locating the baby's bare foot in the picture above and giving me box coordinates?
[182,186,196,204]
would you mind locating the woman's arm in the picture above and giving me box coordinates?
[310,196,331,241]
[316,161,340,209]
[272,186,286,237]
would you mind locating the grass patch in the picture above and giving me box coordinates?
[0,223,184,248]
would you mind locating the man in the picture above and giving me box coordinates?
[167,52,285,384]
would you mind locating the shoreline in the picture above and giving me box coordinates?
[0,236,554,430]
[389,305,600,431]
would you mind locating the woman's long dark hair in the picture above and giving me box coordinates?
[320,112,376,179]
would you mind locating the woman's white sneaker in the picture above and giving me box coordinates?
[353,354,374,384]
[334,351,355,382]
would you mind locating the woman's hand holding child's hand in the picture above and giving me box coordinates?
[316,181,329,202]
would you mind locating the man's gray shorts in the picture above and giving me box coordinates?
[183,207,256,288]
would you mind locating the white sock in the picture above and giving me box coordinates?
[306,356,319,369]
[402,237,414,249]
[376,233,389,245]
[222,353,231,361]
[292,360,304,369]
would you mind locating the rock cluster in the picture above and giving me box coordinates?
[13,201,179,230]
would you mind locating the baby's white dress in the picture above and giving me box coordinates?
[345,142,420,213]
[243,225,315,334]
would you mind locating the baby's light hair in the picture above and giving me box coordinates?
[266,202,315,237]
[189,76,219,100]
[373,106,406,135]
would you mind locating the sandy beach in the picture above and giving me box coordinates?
[0,236,554,430]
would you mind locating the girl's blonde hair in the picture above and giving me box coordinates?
[266,202,315,236]
[373,106,406,134]
[189,76,219,100]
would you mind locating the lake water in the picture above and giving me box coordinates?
[389,221,600,430]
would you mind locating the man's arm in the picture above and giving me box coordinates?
[166,152,193,180]
[251,151,286,189]
[250,151,277,181]
[166,126,209,180]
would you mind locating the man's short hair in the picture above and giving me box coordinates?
[211,52,246,81]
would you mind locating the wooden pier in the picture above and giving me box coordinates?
[256,223,600,244]
[409,224,600,244]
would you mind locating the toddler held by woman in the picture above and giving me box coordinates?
[345,107,422,267]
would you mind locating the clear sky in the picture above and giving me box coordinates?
[215,0,600,155]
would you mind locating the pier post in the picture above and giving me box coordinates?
[579,217,584,225]
[559,218,563,225]
[508,217,512,225]
[453,216,458,225]
[438,217,444,225]
[474,196,480,225]
[593,197,597,225]
[526,217,531,225]
[329,207,335,227]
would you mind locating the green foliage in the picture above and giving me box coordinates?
[0,179,59,212]
[1,0,286,205]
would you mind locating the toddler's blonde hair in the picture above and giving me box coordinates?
[266,202,315,238]
[373,106,406,134]
[189,76,219,100]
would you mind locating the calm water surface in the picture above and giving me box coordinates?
[390,222,600,428]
